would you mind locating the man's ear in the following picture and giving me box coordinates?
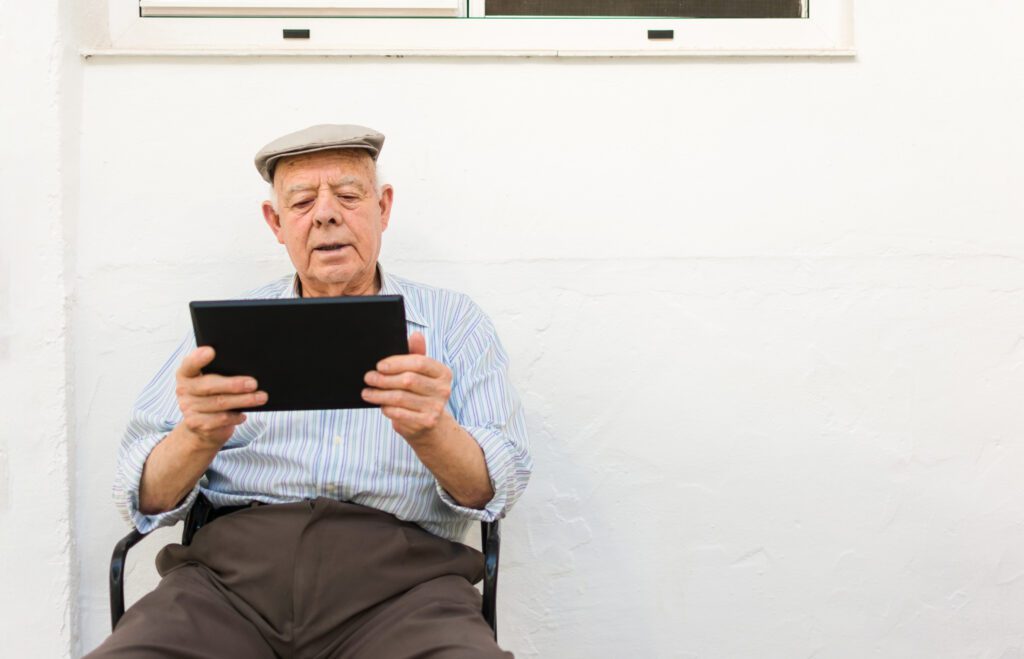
[262,201,285,245]
[378,184,394,232]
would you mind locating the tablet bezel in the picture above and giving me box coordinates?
[189,294,408,411]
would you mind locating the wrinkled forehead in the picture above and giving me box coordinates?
[272,148,375,188]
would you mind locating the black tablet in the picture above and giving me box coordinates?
[189,295,408,411]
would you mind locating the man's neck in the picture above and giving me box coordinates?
[297,268,380,298]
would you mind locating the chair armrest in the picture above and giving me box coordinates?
[109,527,149,631]
[109,493,212,630]
[480,520,501,638]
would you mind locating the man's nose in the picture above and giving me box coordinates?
[312,194,341,227]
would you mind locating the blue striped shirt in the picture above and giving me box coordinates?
[113,265,532,542]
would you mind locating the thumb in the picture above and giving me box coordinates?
[181,346,216,378]
[408,332,427,356]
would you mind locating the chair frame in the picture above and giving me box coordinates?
[109,494,501,639]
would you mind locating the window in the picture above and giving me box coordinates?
[96,0,852,57]
[138,0,805,18]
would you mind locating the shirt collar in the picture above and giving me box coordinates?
[379,263,430,328]
[282,263,429,328]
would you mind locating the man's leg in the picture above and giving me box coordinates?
[285,498,512,658]
[321,574,513,659]
[85,564,277,659]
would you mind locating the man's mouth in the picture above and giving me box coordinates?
[314,243,348,252]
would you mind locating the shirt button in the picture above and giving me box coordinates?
[333,435,342,445]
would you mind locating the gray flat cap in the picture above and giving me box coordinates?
[254,124,385,183]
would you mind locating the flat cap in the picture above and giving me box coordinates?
[254,124,385,183]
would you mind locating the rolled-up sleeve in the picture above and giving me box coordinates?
[111,333,201,534]
[436,299,532,522]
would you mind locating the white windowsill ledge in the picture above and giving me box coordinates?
[81,46,856,58]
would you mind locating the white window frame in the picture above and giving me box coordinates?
[91,0,854,58]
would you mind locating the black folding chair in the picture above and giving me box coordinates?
[109,494,502,638]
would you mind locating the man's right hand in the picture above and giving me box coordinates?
[139,347,266,515]
[175,346,268,448]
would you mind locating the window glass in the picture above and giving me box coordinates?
[484,0,805,18]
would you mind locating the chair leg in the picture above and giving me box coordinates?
[481,520,501,639]
[109,528,148,631]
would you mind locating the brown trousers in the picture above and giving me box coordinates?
[87,498,513,658]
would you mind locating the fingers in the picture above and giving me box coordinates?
[174,347,264,447]
[364,346,452,437]
[364,336,451,441]
[378,404,446,436]
[361,387,435,411]
[176,348,261,402]
[363,370,450,398]
[184,390,269,414]
[193,411,247,428]
[181,410,248,443]
[375,353,448,379]
[187,374,258,397]
[380,406,419,425]
[408,332,427,356]
[175,349,266,446]
[178,346,217,378]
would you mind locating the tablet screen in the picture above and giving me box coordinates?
[190,295,408,411]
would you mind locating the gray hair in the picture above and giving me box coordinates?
[267,157,386,213]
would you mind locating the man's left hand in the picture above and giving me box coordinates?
[362,332,454,444]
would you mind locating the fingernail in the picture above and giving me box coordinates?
[255,392,268,403]
[362,388,371,397]
[246,379,258,390]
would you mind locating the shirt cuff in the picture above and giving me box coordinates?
[435,427,516,523]
[115,432,200,535]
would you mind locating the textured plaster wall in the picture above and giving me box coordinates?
[0,0,81,655]
[48,1,1024,657]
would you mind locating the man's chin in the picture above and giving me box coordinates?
[300,267,377,296]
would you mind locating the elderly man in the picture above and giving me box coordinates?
[88,125,531,658]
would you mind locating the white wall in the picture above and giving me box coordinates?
[5,0,1024,657]
[0,0,81,655]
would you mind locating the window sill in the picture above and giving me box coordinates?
[82,46,855,58]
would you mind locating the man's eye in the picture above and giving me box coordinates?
[337,195,358,202]
[293,200,313,208]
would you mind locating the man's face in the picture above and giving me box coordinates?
[261,149,393,297]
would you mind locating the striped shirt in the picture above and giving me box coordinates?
[112,265,532,542]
